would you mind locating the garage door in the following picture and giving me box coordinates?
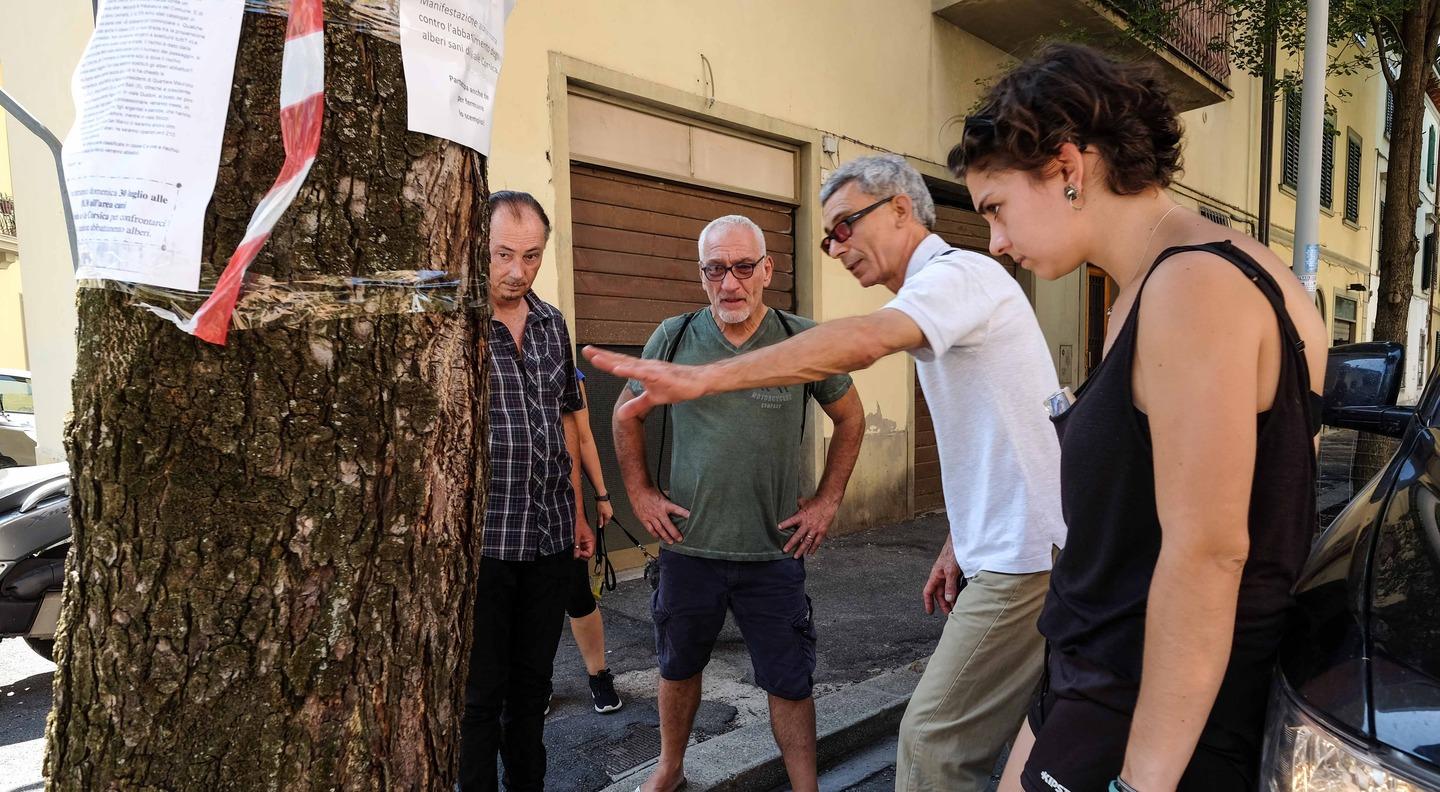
[913,200,1023,517]
[571,164,795,345]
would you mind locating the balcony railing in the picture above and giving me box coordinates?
[934,0,1232,111]
[0,193,15,238]
[1120,0,1231,84]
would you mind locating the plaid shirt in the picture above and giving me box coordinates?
[484,292,584,561]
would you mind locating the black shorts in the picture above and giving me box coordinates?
[1021,654,1256,792]
[651,549,816,701]
[564,558,597,619]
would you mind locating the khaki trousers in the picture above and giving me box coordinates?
[895,570,1050,792]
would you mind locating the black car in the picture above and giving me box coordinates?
[1264,342,1440,790]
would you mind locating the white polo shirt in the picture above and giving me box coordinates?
[884,234,1067,577]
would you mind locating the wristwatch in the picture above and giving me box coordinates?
[1109,779,1140,792]
[594,493,611,502]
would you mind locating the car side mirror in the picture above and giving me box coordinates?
[1323,342,1412,438]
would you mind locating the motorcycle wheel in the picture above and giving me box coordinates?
[23,637,54,662]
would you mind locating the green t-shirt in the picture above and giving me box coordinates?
[630,308,853,561]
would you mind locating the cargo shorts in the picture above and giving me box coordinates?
[650,549,817,701]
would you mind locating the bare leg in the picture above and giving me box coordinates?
[569,609,608,676]
[641,675,701,792]
[768,694,818,792]
[997,720,1037,792]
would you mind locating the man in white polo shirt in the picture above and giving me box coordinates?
[585,154,1065,791]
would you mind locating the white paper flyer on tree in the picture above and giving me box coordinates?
[64,0,245,292]
[399,0,515,155]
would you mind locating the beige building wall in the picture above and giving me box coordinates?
[1173,45,1382,346]
[0,61,28,372]
[0,0,92,463]
[489,0,1024,530]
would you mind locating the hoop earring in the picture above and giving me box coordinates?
[1065,184,1083,210]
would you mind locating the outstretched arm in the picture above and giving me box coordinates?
[584,309,924,420]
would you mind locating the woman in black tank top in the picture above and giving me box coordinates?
[949,44,1326,792]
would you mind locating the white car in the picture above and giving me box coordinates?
[0,369,36,467]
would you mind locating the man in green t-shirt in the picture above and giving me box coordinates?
[614,215,864,792]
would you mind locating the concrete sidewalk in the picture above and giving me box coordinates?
[540,513,951,791]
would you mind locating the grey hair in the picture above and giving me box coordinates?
[820,154,936,229]
[698,215,766,259]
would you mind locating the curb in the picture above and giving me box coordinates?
[598,661,925,792]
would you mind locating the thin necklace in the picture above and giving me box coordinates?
[1107,203,1183,318]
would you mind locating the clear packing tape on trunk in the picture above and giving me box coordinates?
[80,0,484,343]
[247,1,401,42]
[83,269,476,334]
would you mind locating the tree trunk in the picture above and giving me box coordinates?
[44,8,489,791]
[1355,1,1440,486]
[1372,1,1440,345]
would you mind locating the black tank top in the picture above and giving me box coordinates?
[1041,241,1323,758]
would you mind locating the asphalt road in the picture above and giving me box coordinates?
[0,638,51,792]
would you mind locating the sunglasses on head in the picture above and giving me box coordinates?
[820,195,895,255]
[962,113,995,139]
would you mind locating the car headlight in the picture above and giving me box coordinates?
[1263,681,1428,791]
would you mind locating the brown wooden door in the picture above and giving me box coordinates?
[912,201,1024,516]
[1084,264,1118,379]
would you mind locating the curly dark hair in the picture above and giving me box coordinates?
[948,43,1183,195]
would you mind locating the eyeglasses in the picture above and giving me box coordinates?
[699,257,765,282]
[820,195,895,255]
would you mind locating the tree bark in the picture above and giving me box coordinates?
[1372,0,1440,346]
[1355,2,1440,486]
[45,8,488,791]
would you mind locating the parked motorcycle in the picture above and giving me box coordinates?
[0,463,69,661]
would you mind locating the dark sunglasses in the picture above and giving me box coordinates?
[700,257,765,282]
[820,195,895,255]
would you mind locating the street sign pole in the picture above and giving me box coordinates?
[1292,0,1330,295]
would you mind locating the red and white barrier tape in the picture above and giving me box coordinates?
[188,0,325,345]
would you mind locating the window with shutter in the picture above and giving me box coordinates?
[1345,133,1361,223]
[1333,295,1358,345]
[1424,231,1437,292]
[1429,129,1436,186]
[1320,114,1336,209]
[1385,86,1394,139]
[1282,89,1301,188]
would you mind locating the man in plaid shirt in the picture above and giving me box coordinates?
[460,191,595,792]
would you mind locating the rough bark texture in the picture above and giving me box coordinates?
[1372,1,1440,346]
[1356,2,1440,484]
[45,8,489,791]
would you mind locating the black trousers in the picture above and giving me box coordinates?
[459,550,571,792]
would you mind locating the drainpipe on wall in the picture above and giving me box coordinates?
[1257,0,1277,245]
[1292,0,1330,295]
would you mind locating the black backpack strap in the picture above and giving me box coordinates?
[1142,241,1316,431]
[772,309,817,443]
[654,310,703,491]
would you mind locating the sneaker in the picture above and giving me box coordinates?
[589,669,623,713]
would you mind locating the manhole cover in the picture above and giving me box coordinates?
[590,722,664,776]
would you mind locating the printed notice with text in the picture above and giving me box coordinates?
[399,0,513,155]
[64,0,244,290]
